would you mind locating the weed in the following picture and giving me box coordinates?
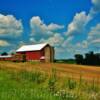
[54,90,79,100]
[66,77,77,90]
[48,68,57,93]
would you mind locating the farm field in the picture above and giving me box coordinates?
[0,61,100,82]
[0,61,100,100]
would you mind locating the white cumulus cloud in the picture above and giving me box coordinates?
[0,14,23,36]
[88,23,100,36]
[38,33,64,47]
[66,12,89,36]
[88,23,100,47]
[30,16,64,36]
[88,0,100,20]
[65,0,100,36]
[62,36,74,47]
[46,33,64,46]
[0,40,10,47]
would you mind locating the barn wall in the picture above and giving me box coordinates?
[26,51,43,61]
[0,56,12,61]
[17,51,44,61]
[12,54,25,62]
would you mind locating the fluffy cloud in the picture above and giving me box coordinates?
[62,40,89,55]
[29,37,37,43]
[72,23,100,53]
[37,33,64,47]
[0,14,23,36]
[76,40,88,49]
[88,0,100,20]
[66,0,100,36]
[46,33,64,46]
[47,23,64,31]
[92,0,100,5]
[30,16,64,36]
[92,0,100,12]
[0,40,10,47]
[91,39,100,44]
[62,36,74,47]
[66,12,89,36]
[71,24,100,52]
[88,23,100,36]
[88,23,100,47]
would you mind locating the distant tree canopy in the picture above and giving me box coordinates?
[1,52,8,56]
[54,59,75,64]
[74,51,100,66]
[74,54,83,64]
[11,52,16,55]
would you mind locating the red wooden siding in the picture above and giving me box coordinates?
[26,51,42,61]
[0,57,12,61]
[17,50,44,61]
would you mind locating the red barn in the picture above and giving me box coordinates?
[16,43,54,62]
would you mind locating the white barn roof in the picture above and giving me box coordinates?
[16,43,48,52]
[0,55,12,58]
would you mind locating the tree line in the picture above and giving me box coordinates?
[74,51,100,66]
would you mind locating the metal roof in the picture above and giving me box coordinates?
[16,43,48,52]
[0,55,12,58]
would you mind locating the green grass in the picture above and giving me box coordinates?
[0,68,100,100]
[0,69,59,100]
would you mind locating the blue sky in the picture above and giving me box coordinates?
[0,0,100,59]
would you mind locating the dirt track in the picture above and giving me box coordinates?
[0,61,100,82]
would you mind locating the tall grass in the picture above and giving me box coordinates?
[0,68,100,100]
[48,68,57,93]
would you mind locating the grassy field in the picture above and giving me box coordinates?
[0,61,100,100]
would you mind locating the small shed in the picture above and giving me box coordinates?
[16,43,54,62]
[0,55,12,61]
